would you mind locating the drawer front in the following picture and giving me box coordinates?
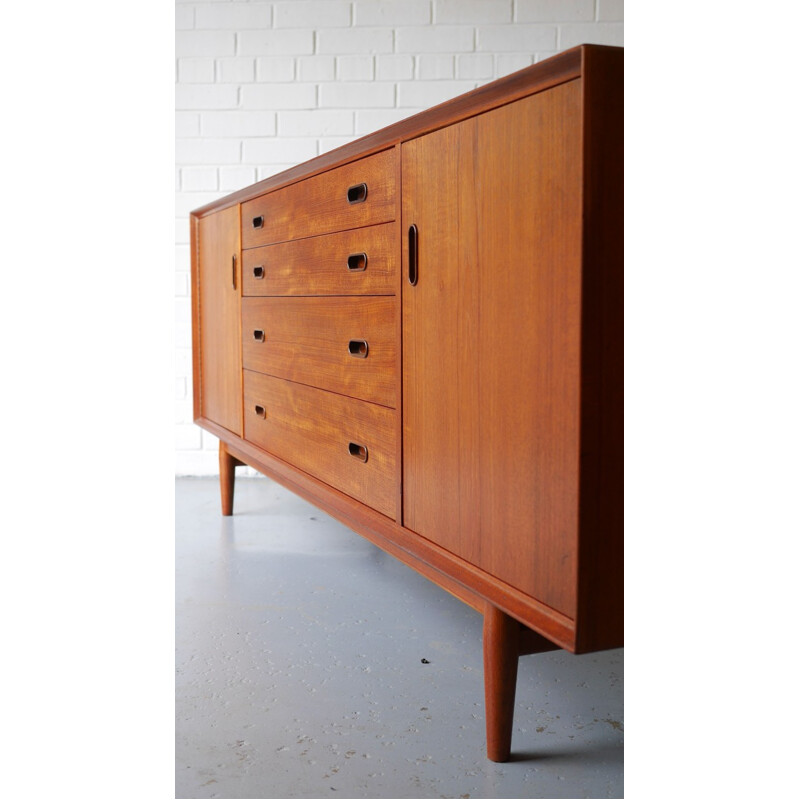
[242,149,396,248]
[242,223,396,297]
[242,296,396,408]
[244,370,397,519]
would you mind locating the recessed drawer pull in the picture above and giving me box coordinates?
[252,215,264,228]
[253,330,265,342]
[253,265,264,279]
[254,405,266,419]
[347,252,368,272]
[346,183,368,205]
[348,442,368,462]
[348,339,369,358]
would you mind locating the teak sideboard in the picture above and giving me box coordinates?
[190,44,623,762]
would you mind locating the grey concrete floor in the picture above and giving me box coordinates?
[176,477,623,799]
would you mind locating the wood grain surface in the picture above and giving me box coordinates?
[243,370,397,519]
[241,222,396,297]
[194,204,242,436]
[483,604,521,762]
[242,148,396,248]
[242,296,397,408]
[403,80,583,620]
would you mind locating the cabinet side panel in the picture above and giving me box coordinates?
[576,47,624,652]
[197,205,243,436]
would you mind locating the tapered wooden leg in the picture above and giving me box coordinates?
[483,603,521,762]
[219,442,237,516]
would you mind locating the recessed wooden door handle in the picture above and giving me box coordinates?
[253,330,265,342]
[348,442,368,462]
[347,183,368,204]
[347,252,367,271]
[252,215,264,228]
[231,254,237,290]
[348,339,369,358]
[254,405,266,419]
[253,265,264,279]
[408,224,418,285]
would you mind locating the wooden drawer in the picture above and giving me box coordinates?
[242,223,396,297]
[244,370,396,519]
[241,149,396,248]
[242,296,396,408]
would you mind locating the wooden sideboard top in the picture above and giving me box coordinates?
[191,44,621,220]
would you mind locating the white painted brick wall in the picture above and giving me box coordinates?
[201,110,278,138]
[175,0,624,476]
[436,1,513,25]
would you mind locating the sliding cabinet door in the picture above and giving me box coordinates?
[193,205,243,436]
[402,81,583,619]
